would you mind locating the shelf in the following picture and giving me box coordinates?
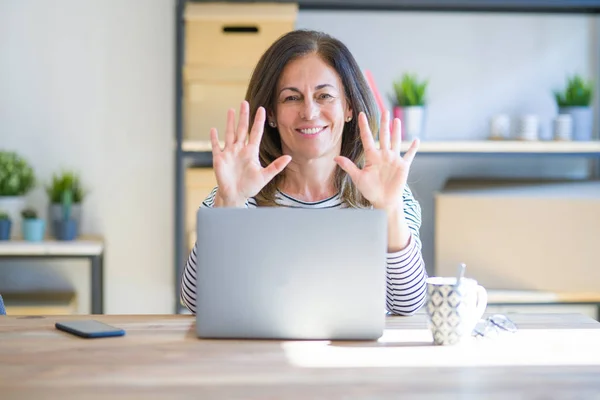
[182,139,600,155]
[410,140,600,154]
[0,236,104,257]
[186,0,600,13]
[488,290,600,304]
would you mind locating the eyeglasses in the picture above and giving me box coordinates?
[473,314,518,338]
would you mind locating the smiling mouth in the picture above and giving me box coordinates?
[297,126,327,135]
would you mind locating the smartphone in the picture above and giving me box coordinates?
[55,320,126,339]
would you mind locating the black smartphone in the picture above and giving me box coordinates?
[55,320,126,339]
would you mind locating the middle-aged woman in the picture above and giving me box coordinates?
[181,29,427,316]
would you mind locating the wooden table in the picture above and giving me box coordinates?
[1,313,600,399]
[0,236,104,313]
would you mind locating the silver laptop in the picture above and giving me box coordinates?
[195,207,388,340]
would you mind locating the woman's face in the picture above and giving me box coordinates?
[271,53,352,162]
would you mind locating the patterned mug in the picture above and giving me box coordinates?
[425,277,488,345]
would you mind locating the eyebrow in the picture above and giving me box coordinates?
[279,84,335,95]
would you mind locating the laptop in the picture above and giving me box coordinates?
[195,207,388,340]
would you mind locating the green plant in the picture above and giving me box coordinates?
[46,170,86,204]
[21,207,38,220]
[0,211,9,220]
[0,151,36,196]
[554,74,594,107]
[392,73,429,107]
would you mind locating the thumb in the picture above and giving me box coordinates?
[262,155,292,183]
[334,156,361,182]
[402,138,420,165]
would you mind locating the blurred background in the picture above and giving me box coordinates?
[0,0,598,319]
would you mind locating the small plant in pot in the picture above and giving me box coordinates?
[21,207,45,242]
[0,150,36,238]
[391,73,429,141]
[46,170,86,237]
[0,211,11,241]
[553,74,594,141]
[54,190,78,241]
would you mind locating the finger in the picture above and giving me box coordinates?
[402,138,420,165]
[209,127,222,158]
[391,117,402,153]
[225,108,236,148]
[262,155,292,182]
[358,112,376,153]
[249,106,266,148]
[379,109,390,150]
[334,156,361,183]
[235,101,249,144]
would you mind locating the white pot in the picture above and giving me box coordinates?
[0,196,26,239]
[558,106,593,141]
[401,106,426,141]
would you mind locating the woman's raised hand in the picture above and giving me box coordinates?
[211,101,291,207]
[334,110,419,213]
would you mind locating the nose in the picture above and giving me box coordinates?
[301,98,319,120]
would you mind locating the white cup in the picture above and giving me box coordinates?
[517,115,539,141]
[425,277,488,345]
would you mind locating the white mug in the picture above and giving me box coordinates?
[425,277,488,345]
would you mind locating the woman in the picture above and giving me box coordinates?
[181,30,427,316]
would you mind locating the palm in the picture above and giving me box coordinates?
[352,153,409,210]
[211,102,291,204]
[213,146,266,201]
[335,111,419,211]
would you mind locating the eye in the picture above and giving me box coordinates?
[319,93,333,100]
[284,95,300,102]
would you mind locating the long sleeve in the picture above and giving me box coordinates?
[385,186,428,316]
[180,187,249,314]
[179,187,217,314]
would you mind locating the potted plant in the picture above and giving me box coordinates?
[0,151,36,238]
[553,74,594,141]
[0,211,11,241]
[53,189,78,241]
[21,207,45,242]
[46,170,86,237]
[391,73,429,140]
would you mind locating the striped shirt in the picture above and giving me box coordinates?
[181,186,428,316]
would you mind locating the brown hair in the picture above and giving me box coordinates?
[245,30,378,208]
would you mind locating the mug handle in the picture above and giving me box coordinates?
[474,285,488,322]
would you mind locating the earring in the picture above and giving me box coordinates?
[269,121,276,127]
[346,116,352,122]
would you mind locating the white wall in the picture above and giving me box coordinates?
[0,2,597,313]
[0,0,175,314]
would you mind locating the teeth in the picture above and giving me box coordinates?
[299,127,323,135]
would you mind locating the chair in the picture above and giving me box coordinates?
[0,294,6,315]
